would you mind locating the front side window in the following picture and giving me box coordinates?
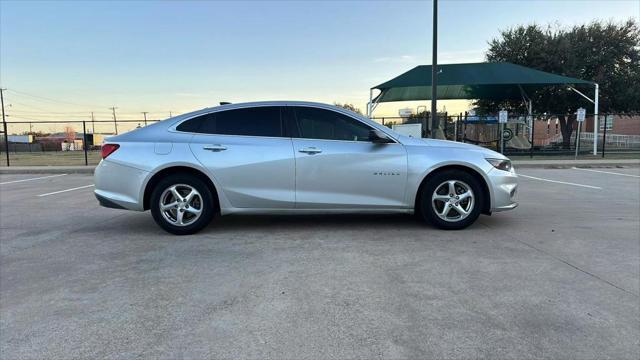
[177,106,283,137]
[293,107,372,142]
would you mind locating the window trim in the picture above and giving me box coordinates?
[288,105,398,144]
[172,105,286,138]
[170,103,399,144]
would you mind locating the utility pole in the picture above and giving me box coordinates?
[0,88,9,166]
[169,111,173,118]
[90,112,95,134]
[109,107,118,135]
[430,0,438,139]
[141,111,148,126]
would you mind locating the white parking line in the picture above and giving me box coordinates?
[572,167,640,178]
[0,174,67,185]
[518,174,602,189]
[38,184,94,197]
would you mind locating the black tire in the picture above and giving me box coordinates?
[418,169,484,230]
[150,174,215,235]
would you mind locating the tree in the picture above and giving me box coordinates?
[477,20,640,148]
[334,103,363,115]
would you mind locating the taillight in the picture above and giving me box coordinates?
[101,144,120,159]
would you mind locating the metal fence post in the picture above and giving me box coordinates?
[462,112,467,143]
[530,117,535,159]
[574,120,582,159]
[601,114,607,158]
[1,88,9,166]
[82,120,88,166]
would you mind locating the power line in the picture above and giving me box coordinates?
[2,99,90,114]
[6,88,109,108]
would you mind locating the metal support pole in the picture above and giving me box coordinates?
[453,113,459,141]
[82,120,88,166]
[110,107,118,135]
[367,89,373,118]
[500,123,504,154]
[463,111,467,143]
[430,0,438,138]
[601,114,607,158]
[0,88,9,166]
[575,121,582,159]
[530,118,535,158]
[593,83,599,155]
[528,100,533,142]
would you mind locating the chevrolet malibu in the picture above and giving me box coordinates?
[94,101,517,235]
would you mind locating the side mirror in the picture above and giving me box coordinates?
[369,129,393,143]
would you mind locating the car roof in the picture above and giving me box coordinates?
[170,101,368,124]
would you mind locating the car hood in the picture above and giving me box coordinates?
[397,135,508,160]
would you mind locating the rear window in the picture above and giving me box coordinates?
[175,113,211,132]
[177,107,283,137]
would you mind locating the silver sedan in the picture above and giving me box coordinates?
[94,101,517,235]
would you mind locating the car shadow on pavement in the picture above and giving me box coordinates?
[103,212,491,237]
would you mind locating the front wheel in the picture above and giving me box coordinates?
[150,174,215,235]
[419,170,484,230]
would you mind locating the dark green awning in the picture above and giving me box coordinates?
[372,62,594,102]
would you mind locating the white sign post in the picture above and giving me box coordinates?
[498,110,508,153]
[575,108,586,158]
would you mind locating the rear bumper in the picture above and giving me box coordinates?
[95,193,127,209]
[487,168,518,212]
[94,159,149,211]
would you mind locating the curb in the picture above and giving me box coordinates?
[0,166,96,174]
[513,159,639,169]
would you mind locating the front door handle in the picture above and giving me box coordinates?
[203,144,227,152]
[299,147,322,154]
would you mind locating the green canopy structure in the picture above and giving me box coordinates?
[370,62,593,103]
[368,62,600,154]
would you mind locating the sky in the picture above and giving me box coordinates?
[0,0,638,127]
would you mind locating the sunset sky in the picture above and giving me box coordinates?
[1,0,637,126]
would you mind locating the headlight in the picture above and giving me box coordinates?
[486,158,512,171]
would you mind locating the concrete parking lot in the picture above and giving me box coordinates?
[1,167,639,359]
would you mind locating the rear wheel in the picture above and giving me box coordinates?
[419,170,484,230]
[150,174,215,235]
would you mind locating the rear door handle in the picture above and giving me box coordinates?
[203,144,227,152]
[299,147,322,154]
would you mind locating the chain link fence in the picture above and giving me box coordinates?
[0,119,159,166]
[373,112,640,158]
[1,113,638,166]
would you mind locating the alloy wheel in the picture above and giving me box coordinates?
[431,180,475,222]
[159,184,203,226]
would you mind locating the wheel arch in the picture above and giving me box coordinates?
[414,164,492,215]
[143,165,220,212]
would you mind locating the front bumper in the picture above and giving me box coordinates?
[487,167,518,212]
[94,159,149,211]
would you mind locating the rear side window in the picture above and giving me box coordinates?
[175,113,212,132]
[201,107,282,137]
[176,107,283,137]
[293,107,372,142]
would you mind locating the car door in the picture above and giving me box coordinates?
[186,106,296,209]
[288,106,408,209]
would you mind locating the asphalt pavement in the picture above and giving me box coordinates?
[1,167,639,359]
